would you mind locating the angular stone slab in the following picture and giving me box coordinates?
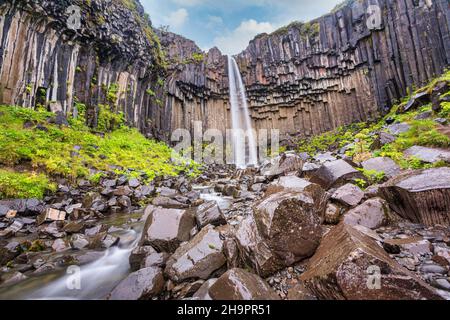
[310,160,364,190]
[343,198,391,229]
[208,268,280,300]
[194,201,226,229]
[300,223,442,300]
[260,153,304,178]
[379,168,450,226]
[361,157,401,179]
[140,206,195,253]
[165,226,226,282]
[331,183,364,207]
[404,146,450,164]
[109,267,165,300]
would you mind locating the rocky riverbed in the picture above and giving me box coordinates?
[1,147,450,300]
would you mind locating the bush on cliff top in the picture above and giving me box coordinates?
[0,105,198,199]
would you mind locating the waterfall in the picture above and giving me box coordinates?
[227,56,258,168]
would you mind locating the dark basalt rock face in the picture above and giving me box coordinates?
[2,0,448,144]
[0,0,163,135]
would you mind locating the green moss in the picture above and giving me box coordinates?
[97,104,125,132]
[0,170,56,199]
[0,105,199,195]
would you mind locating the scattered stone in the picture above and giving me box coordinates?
[209,268,280,300]
[152,196,188,209]
[404,91,430,112]
[313,152,337,164]
[52,239,69,252]
[143,252,170,269]
[380,168,450,226]
[109,267,165,300]
[128,178,141,188]
[384,238,431,256]
[361,157,401,179]
[287,283,317,300]
[324,203,344,225]
[331,184,364,207]
[193,279,217,300]
[404,146,450,164]
[310,160,364,190]
[70,234,90,250]
[386,123,411,135]
[415,110,433,120]
[300,223,442,300]
[140,206,195,253]
[194,201,226,229]
[370,132,396,150]
[165,226,226,282]
[260,153,304,178]
[37,208,66,225]
[343,198,391,229]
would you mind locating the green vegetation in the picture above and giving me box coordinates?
[0,170,56,199]
[297,70,450,170]
[0,105,199,199]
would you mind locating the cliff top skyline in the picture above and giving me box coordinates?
[142,0,342,55]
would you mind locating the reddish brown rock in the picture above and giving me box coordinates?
[208,268,280,300]
[343,198,391,229]
[109,267,165,300]
[236,191,323,277]
[379,168,450,226]
[310,160,364,190]
[300,223,442,300]
[140,206,195,253]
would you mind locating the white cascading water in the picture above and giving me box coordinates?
[227,56,258,168]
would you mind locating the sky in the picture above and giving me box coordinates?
[141,0,343,55]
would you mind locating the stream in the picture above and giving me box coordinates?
[0,185,231,300]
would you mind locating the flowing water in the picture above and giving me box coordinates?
[228,56,258,168]
[0,217,144,300]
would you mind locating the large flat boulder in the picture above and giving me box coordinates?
[310,160,364,190]
[140,206,195,253]
[331,183,364,207]
[236,191,323,277]
[109,267,165,300]
[343,198,391,229]
[404,146,450,164]
[379,168,450,226]
[208,268,280,300]
[300,223,442,300]
[361,157,401,179]
[165,226,226,282]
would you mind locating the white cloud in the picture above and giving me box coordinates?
[171,0,207,6]
[213,19,274,55]
[207,15,223,28]
[164,8,189,30]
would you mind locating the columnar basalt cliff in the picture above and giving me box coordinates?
[235,0,450,139]
[0,0,164,134]
[0,0,449,142]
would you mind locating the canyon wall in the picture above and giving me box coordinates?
[0,0,164,135]
[0,0,449,143]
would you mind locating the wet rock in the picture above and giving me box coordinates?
[260,153,304,178]
[165,226,226,281]
[361,157,401,179]
[109,267,165,300]
[343,198,391,229]
[118,196,131,208]
[236,191,323,277]
[415,110,433,120]
[140,206,195,253]
[157,187,178,198]
[310,160,364,190]
[194,201,226,229]
[379,168,450,226]
[52,239,69,252]
[143,252,170,269]
[193,278,217,300]
[85,225,104,237]
[384,238,431,256]
[113,186,133,197]
[209,268,280,300]
[300,223,442,300]
[0,271,28,286]
[404,146,450,164]
[36,208,66,225]
[0,205,8,217]
[70,234,90,250]
[129,246,157,272]
[386,123,411,135]
[331,184,364,207]
[0,241,21,265]
[152,196,188,209]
